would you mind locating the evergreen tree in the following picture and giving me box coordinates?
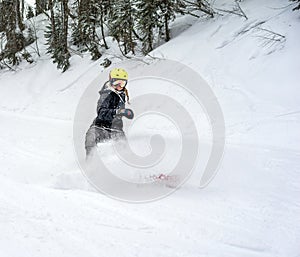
[71,0,104,59]
[72,0,90,48]
[0,0,26,65]
[136,0,161,54]
[108,0,136,55]
[157,0,185,42]
[1,0,214,70]
[45,0,70,72]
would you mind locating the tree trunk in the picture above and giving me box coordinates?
[148,27,153,52]
[16,0,25,31]
[2,0,25,64]
[21,0,24,20]
[129,26,135,54]
[48,0,56,45]
[62,0,69,54]
[164,14,170,42]
[100,8,108,49]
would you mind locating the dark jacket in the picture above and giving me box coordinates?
[92,81,126,131]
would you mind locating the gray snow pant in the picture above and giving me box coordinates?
[85,125,125,156]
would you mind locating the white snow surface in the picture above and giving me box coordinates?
[1,0,300,256]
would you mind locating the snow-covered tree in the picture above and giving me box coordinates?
[71,0,109,60]
[1,0,214,70]
[108,0,136,55]
[157,0,185,42]
[45,0,70,72]
[0,0,26,65]
[136,0,161,54]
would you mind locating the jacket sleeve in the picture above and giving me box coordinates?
[96,91,117,121]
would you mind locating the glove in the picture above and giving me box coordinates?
[117,108,134,120]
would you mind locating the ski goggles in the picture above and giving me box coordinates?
[111,78,128,88]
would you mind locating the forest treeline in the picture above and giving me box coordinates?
[0,0,298,72]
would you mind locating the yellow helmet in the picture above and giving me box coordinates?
[109,68,128,80]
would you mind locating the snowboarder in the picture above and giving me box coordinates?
[85,68,134,157]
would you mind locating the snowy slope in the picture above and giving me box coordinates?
[0,0,300,256]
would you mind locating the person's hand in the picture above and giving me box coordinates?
[117,108,134,120]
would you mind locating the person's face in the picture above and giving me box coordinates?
[112,79,127,91]
[114,84,124,91]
